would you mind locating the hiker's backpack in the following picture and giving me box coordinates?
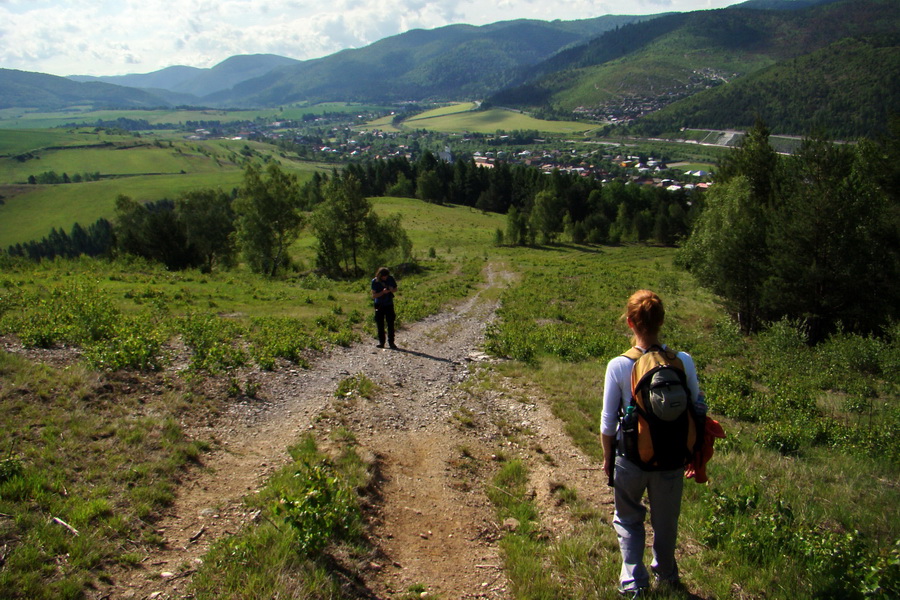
[619,346,702,471]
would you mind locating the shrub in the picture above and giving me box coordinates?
[705,369,761,421]
[179,313,247,372]
[82,317,166,371]
[756,420,808,455]
[249,317,315,370]
[275,461,360,555]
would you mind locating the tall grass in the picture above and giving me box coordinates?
[0,352,210,599]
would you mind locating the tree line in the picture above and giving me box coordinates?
[678,118,900,340]
[6,219,114,261]
[27,171,103,185]
[341,152,697,245]
[6,163,412,280]
[5,152,698,276]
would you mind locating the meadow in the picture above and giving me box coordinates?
[1,188,897,598]
[0,103,390,130]
[0,118,897,598]
[482,244,899,599]
[399,105,595,135]
[0,131,331,247]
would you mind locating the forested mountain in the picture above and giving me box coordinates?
[630,34,900,138]
[69,54,301,98]
[0,15,652,111]
[2,0,897,138]
[0,69,173,110]
[203,16,652,106]
[492,0,899,137]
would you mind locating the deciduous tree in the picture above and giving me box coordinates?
[177,189,237,273]
[312,174,413,278]
[234,163,305,277]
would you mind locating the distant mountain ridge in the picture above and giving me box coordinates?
[203,16,653,106]
[0,69,170,110]
[68,54,301,98]
[1,0,895,138]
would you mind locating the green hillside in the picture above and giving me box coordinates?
[633,35,900,138]
[0,132,328,247]
[0,69,173,111]
[207,17,652,106]
[493,0,900,138]
[0,216,897,599]
[70,54,301,98]
[402,106,593,134]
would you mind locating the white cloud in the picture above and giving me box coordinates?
[0,0,743,76]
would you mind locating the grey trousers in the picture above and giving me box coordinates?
[613,455,684,591]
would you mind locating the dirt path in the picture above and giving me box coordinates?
[105,264,612,599]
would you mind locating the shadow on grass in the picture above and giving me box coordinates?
[506,242,606,254]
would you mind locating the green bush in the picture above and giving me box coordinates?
[82,317,166,371]
[275,461,360,556]
[702,485,899,599]
[756,420,809,455]
[249,317,315,370]
[179,313,247,372]
[705,369,761,422]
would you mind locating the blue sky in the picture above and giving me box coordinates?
[0,0,745,77]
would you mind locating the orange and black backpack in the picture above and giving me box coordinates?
[619,345,703,471]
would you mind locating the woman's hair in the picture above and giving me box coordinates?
[624,289,665,338]
[376,267,390,278]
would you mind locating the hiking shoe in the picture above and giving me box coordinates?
[376,343,385,348]
[618,587,648,599]
[389,342,398,349]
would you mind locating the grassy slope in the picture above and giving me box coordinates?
[481,243,899,599]
[0,186,897,597]
[0,133,330,247]
[401,106,593,134]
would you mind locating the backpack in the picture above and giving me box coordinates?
[619,345,702,471]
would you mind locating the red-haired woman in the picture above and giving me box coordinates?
[600,290,706,598]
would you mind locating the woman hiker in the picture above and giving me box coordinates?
[601,289,707,597]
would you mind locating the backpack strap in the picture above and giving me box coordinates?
[618,347,644,418]
[622,347,644,361]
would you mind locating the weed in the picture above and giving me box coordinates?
[191,434,367,599]
[335,373,376,399]
[276,461,360,555]
[486,458,561,598]
[453,406,476,428]
[179,312,247,373]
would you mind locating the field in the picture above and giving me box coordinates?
[404,102,479,121]
[0,103,391,130]
[399,105,595,135]
[0,131,330,248]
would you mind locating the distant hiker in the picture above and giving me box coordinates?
[371,266,398,349]
[601,290,707,598]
